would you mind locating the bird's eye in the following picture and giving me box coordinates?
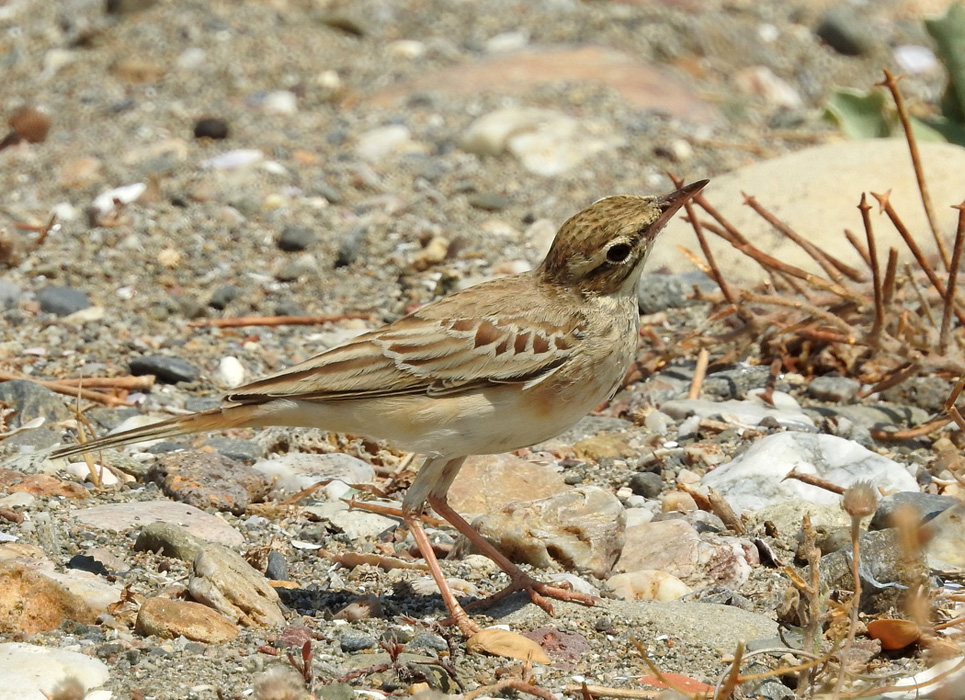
[606,243,632,263]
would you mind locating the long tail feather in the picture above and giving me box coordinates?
[50,404,263,459]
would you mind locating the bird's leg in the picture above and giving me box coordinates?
[426,493,601,614]
[402,456,479,637]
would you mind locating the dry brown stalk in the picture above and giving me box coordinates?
[877,70,949,270]
[940,204,965,353]
[688,348,709,399]
[882,248,899,306]
[0,368,132,407]
[744,193,865,283]
[784,469,846,495]
[187,313,374,328]
[873,192,965,324]
[869,415,953,440]
[858,363,920,398]
[562,686,660,699]
[859,194,885,338]
[844,229,872,267]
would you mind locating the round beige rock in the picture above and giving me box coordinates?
[135,597,239,643]
[656,139,965,283]
[608,569,690,601]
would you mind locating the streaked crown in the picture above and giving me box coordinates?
[536,181,707,296]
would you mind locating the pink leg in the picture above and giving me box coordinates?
[403,510,480,637]
[427,494,600,614]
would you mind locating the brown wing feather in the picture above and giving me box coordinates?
[225,275,586,404]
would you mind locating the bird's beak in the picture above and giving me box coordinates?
[649,179,709,236]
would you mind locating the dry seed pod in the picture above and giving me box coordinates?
[866,618,921,650]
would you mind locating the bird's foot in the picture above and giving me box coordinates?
[467,572,600,615]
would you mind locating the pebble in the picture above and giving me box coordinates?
[467,192,512,211]
[335,224,367,267]
[260,90,298,115]
[129,354,201,383]
[701,432,918,515]
[0,279,21,309]
[462,107,621,177]
[303,501,399,541]
[339,630,377,653]
[135,597,239,643]
[36,285,90,316]
[0,642,110,700]
[208,284,240,310]
[815,6,876,56]
[462,485,625,578]
[807,375,862,403]
[265,551,289,581]
[277,224,317,252]
[193,117,230,140]
[627,471,663,499]
[212,356,246,389]
[354,125,420,162]
[608,569,690,601]
[637,272,713,314]
[274,252,317,282]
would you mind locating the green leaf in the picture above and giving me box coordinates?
[824,88,893,139]
[915,114,965,146]
[925,2,965,123]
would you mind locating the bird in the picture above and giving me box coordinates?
[51,180,708,636]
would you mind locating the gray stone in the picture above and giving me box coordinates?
[637,272,714,314]
[661,394,814,431]
[0,280,20,309]
[870,492,959,530]
[0,380,71,427]
[208,284,240,310]
[815,6,876,56]
[818,529,927,613]
[278,225,317,252]
[467,192,511,211]
[149,451,271,515]
[807,375,861,403]
[339,631,377,652]
[701,364,781,400]
[36,286,90,316]
[129,355,201,383]
[628,471,663,499]
[134,522,205,562]
[335,224,367,267]
[265,551,289,581]
[921,502,965,571]
[202,437,263,463]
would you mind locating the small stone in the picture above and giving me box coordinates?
[870,492,959,530]
[261,90,298,116]
[0,280,21,309]
[208,284,240,310]
[608,570,690,601]
[6,105,51,144]
[188,544,286,627]
[339,630,377,652]
[77,501,244,547]
[265,551,289,581]
[628,471,663,499]
[274,253,317,282]
[129,355,200,383]
[808,375,861,403]
[411,236,449,270]
[335,224,367,267]
[37,286,90,316]
[149,451,270,515]
[468,192,511,211]
[662,491,698,514]
[354,125,420,162]
[210,357,244,390]
[277,225,317,252]
[193,117,229,140]
[815,7,875,57]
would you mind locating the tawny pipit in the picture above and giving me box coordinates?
[52,180,707,636]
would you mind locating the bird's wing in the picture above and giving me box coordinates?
[226,282,586,404]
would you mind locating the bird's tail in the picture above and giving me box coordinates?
[50,403,264,460]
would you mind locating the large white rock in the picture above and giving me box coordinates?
[701,431,918,514]
[654,139,965,283]
[0,643,110,700]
